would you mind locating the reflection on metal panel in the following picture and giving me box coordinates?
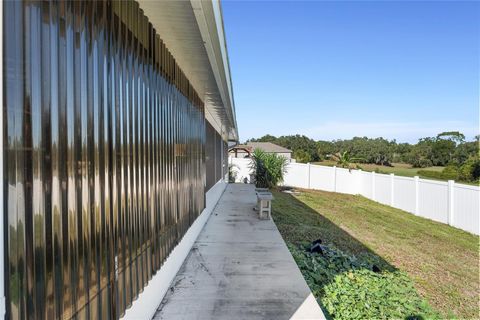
[205,121,224,191]
[3,0,206,318]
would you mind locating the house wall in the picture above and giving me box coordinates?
[230,150,249,158]
[277,152,292,159]
[2,1,225,319]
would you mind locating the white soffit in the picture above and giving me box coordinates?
[138,0,238,142]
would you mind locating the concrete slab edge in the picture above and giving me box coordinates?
[121,179,228,320]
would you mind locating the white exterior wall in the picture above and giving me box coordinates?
[229,158,253,183]
[229,157,480,235]
[229,150,250,158]
[277,152,292,159]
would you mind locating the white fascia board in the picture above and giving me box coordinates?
[191,0,237,142]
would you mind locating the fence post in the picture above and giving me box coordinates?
[414,176,419,215]
[448,180,455,226]
[357,169,362,195]
[371,171,376,201]
[333,166,337,192]
[390,173,395,206]
[307,163,311,189]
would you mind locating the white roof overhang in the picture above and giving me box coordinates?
[138,0,238,142]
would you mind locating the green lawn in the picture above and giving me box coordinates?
[272,188,479,319]
[313,160,445,179]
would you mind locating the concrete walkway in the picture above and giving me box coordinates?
[153,184,325,320]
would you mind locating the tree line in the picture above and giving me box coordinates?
[247,132,480,182]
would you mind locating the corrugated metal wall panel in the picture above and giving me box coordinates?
[205,121,224,191]
[2,0,207,318]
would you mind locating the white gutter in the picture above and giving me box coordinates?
[211,0,234,118]
[190,0,236,141]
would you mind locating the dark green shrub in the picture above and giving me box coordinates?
[228,164,238,183]
[417,169,454,181]
[440,165,459,180]
[411,158,433,168]
[459,157,480,182]
[249,149,288,188]
[294,149,313,163]
[419,161,480,183]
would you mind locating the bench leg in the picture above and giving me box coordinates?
[258,200,272,220]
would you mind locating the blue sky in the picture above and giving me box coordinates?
[222,1,479,143]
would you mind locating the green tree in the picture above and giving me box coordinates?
[248,134,278,143]
[249,134,319,161]
[294,149,313,163]
[452,139,479,164]
[317,140,335,160]
[436,131,465,145]
[246,132,478,171]
[459,156,480,182]
[276,134,319,161]
[333,137,394,165]
[393,143,413,163]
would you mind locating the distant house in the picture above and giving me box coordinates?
[229,142,293,160]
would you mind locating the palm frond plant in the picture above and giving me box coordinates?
[249,149,289,189]
[329,151,364,172]
[228,163,239,183]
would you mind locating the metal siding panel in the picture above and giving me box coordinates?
[57,1,71,317]
[48,4,64,317]
[3,1,207,319]
[124,0,133,310]
[4,2,26,319]
[23,2,35,318]
[72,1,87,317]
[117,0,127,315]
[65,1,78,317]
[26,2,48,318]
[41,1,55,318]
[132,0,139,300]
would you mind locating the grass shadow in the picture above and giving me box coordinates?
[271,189,439,319]
[272,189,396,268]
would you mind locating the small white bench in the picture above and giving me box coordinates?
[257,192,273,220]
[254,188,270,211]
[255,188,269,193]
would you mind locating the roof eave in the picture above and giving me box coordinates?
[138,0,238,142]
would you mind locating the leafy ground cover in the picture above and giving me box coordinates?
[271,188,479,319]
[289,244,438,319]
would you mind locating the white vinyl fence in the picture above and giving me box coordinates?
[229,157,480,235]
